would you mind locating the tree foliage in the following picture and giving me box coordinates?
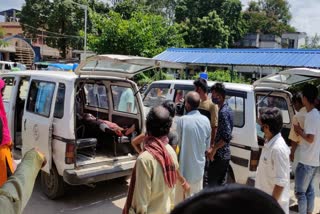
[88,11,185,57]
[243,0,295,36]
[192,70,248,83]
[220,0,247,45]
[19,0,51,37]
[302,34,320,49]
[19,0,109,57]
[178,11,230,48]
[0,27,8,47]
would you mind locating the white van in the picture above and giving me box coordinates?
[1,55,184,199]
[143,79,296,184]
[0,61,26,73]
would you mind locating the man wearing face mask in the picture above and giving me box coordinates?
[175,91,211,204]
[207,83,233,187]
[255,107,290,214]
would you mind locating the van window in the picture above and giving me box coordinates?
[256,95,290,124]
[27,80,56,117]
[112,86,137,114]
[143,85,170,107]
[54,83,65,119]
[226,95,245,127]
[4,64,11,70]
[2,77,14,102]
[84,83,108,109]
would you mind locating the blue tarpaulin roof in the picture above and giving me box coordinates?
[154,48,320,68]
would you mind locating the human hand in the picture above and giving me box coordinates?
[207,147,216,161]
[182,180,190,193]
[290,152,294,162]
[34,148,47,168]
[293,123,303,136]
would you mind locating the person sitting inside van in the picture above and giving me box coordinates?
[11,63,20,72]
[82,113,135,137]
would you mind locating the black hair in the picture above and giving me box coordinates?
[162,100,176,118]
[302,84,318,104]
[171,184,284,214]
[260,107,283,136]
[186,92,200,110]
[211,82,226,98]
[146,106,172,137]
[193,78,208,93]
[292,93,303,105]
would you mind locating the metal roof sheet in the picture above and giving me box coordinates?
[154,48,320,68]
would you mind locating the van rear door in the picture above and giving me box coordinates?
[22,78,57,173]
[254,88,295,144]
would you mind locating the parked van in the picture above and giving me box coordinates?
[1,55,184,199]
[0,61,26,73]
[143,78,296,184]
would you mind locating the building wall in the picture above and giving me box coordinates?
[0,22,23,37]
[282,33,306,48]
[260,41,282,48]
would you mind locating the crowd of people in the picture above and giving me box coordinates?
[0,77,320,214]
[125,79,320,214]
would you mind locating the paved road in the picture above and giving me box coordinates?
[23,177,128,214]
[23,176,320,214]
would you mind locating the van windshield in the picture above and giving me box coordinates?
[143,85,170,107]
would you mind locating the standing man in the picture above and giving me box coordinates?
[193,78,218,142]
[176,91,211,203]
[207,83,233,187]
[288,93,306,174]
[194,78,218,187]
[118,88,135,113]
[293,84,320,214]
[255,107,290,214]
[123,106,178,214]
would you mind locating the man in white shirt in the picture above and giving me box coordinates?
[255,107,290,214]
[294,84,320,214]
[118,88,135,113]
[289,93,307,173]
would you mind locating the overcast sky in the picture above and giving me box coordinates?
[1,0,320,36]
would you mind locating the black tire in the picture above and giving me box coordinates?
[40,165,65,199]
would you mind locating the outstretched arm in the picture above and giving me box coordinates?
[0,149,46,214]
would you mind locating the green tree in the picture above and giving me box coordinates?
[175,0,226,23]
[46,0,86,57]
[19,0,52,38]
[220,0,247,45]
[0,27,8,47]
[88,11,185,57]
[192,70,249,83]
[303,34,320,49]
[243,0,295,35]
[179,11,230,48]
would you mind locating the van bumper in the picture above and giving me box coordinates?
[63,160,135,185]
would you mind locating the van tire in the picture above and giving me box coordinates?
[41,165,65,199]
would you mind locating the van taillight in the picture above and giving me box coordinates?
[65,143,75,164]
[249,149,261,171]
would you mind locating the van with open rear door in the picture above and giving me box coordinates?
[143,67,320,185]
[1,54,185,199]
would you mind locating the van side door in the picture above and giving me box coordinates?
[22,78,58,173]
[255,89,295,144]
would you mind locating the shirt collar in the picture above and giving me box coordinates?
[187,110,199,115]
[265,132,282,149]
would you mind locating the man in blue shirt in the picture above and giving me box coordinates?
[176,91,211,203]
[207,83,234,187]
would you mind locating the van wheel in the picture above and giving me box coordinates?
[227,167,235,183]
[41,165,65,199]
